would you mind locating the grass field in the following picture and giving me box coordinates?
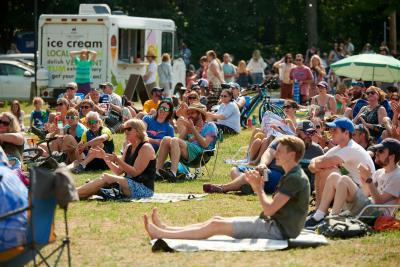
[4,103,400,266]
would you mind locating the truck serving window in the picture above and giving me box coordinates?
[161,32,173,56]
[118,29,144,63]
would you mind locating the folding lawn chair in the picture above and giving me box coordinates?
[186,129,223,179]
[355,203,400,221]
[0,165,78,267]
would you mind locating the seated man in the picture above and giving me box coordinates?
[62,82,81,108]
[306,138,400,226]
[71,111,114,174]
[156,103,218,182]
[307,117,375,227]
[144,136,310,240]
[137,87,163,119]
[0,146,28,253]
[99,82,122,114]
[203,120,323,194]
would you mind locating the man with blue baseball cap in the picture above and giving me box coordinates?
[306,117,375,228]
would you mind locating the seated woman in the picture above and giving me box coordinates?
[71,111,114,174]
[77,119,156,200]
[310,81,337,119]
[10,100,25,132]
[175,91,200,137]
[0,112,24,161]
[353,86,387,140]
[246,100,298,165]
[207,89,241,134]
[143,100,174,152]
[50,108,87,163]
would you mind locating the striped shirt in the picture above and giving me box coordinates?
[74,57,93,84]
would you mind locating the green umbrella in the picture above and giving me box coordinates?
[331,54,400,82]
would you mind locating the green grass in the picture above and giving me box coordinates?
[5,103,400,266]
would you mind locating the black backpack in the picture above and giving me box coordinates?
[317,216,371,239]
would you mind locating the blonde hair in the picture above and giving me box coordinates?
[0,112,21,133]
[206,50,217,59]
[33,97,44,106]
[252,50,261,60]
[237,60,248,74]
[277,135,305,162]
[367,86,386,103]
[66,108,79,117]
[124,119,148,142]
[161,53,170,62]
[310,55,324,69]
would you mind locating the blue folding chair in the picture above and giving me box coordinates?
[0,166,75,267]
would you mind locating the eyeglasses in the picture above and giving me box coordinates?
[124,126,133,132]
[81,106,91,109]
[366,91,376,96]
[282,105,292,109]
[66,115,76,120]
[57,103,64,106]
[88,119,98,125]
[0,120,10,126]
[159,106,170,112]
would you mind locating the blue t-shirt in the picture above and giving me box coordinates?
[187,122,218,150]
[222,63,236,83]
[65,122,87,143]
[143,115,174,151]
[0,166,28,252]
[30,110,49,130]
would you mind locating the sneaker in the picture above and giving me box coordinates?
[155,172,164,181]
[304,216,324,229]
[203,183,224,193]
[71,164,85,174]
[159,169,177,183]
[240,184,254,195]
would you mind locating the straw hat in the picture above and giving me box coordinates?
[187,102,207,118]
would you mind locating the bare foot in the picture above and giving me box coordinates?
[151,208,166,229]
[143,214,159,240]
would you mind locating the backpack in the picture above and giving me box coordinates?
[316,216,371,239]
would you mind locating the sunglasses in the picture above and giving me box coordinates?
[366,91,376,95]
[304,130,316,136]
[159,106,170,112]
[391,97,399,101]
[283,105,292,109]
[57,103,65,106]
[88,119,98,125]
[316,125,321,129]
[81,106,91,109]
[124,126,133,132]
[188,96,198,100]
[220,95,229,98]
[66,87,76,90]
[0,120,10,126]
[66,115,76,120]
[295,59,302,61]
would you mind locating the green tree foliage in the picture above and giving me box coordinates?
[0,0,398,65]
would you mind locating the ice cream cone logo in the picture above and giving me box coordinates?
[111,35,117,63]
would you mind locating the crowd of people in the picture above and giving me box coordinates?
[1,43,400,245]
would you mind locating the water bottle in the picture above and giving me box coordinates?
[57,118,63,135]
[293,79,300,104]
[247,118,253,128]
[252,115,257,126]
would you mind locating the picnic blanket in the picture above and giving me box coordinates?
[151,230,327,252]
[130,193,208,203]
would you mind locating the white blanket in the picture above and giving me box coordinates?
[130,193,207,203]
[151,230,328,252]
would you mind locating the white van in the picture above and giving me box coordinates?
[38,4,177,103]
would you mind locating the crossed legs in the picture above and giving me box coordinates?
[77,173,130,199]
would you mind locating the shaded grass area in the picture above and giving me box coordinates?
[3,103,400,266]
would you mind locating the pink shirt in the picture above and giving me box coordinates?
[290,66,313,96]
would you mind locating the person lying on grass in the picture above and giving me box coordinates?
[144,135,310,240]
[77,119,156,200]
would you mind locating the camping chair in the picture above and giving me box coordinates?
[355,203,400,221]
[186,129,223,179]
[0,166,78,267]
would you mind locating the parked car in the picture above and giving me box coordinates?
[0,59,34,101]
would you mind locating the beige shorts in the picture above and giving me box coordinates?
[232,217,283,240]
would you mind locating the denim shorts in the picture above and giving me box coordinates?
[126,178,154,199]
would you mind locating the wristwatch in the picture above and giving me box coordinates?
[365,177,373,184]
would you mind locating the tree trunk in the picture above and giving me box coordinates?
[388,11,397,56]
[306,0,318,48]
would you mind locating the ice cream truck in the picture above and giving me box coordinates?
[37,4,177,103]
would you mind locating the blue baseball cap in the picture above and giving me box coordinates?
[325,117,355,133]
